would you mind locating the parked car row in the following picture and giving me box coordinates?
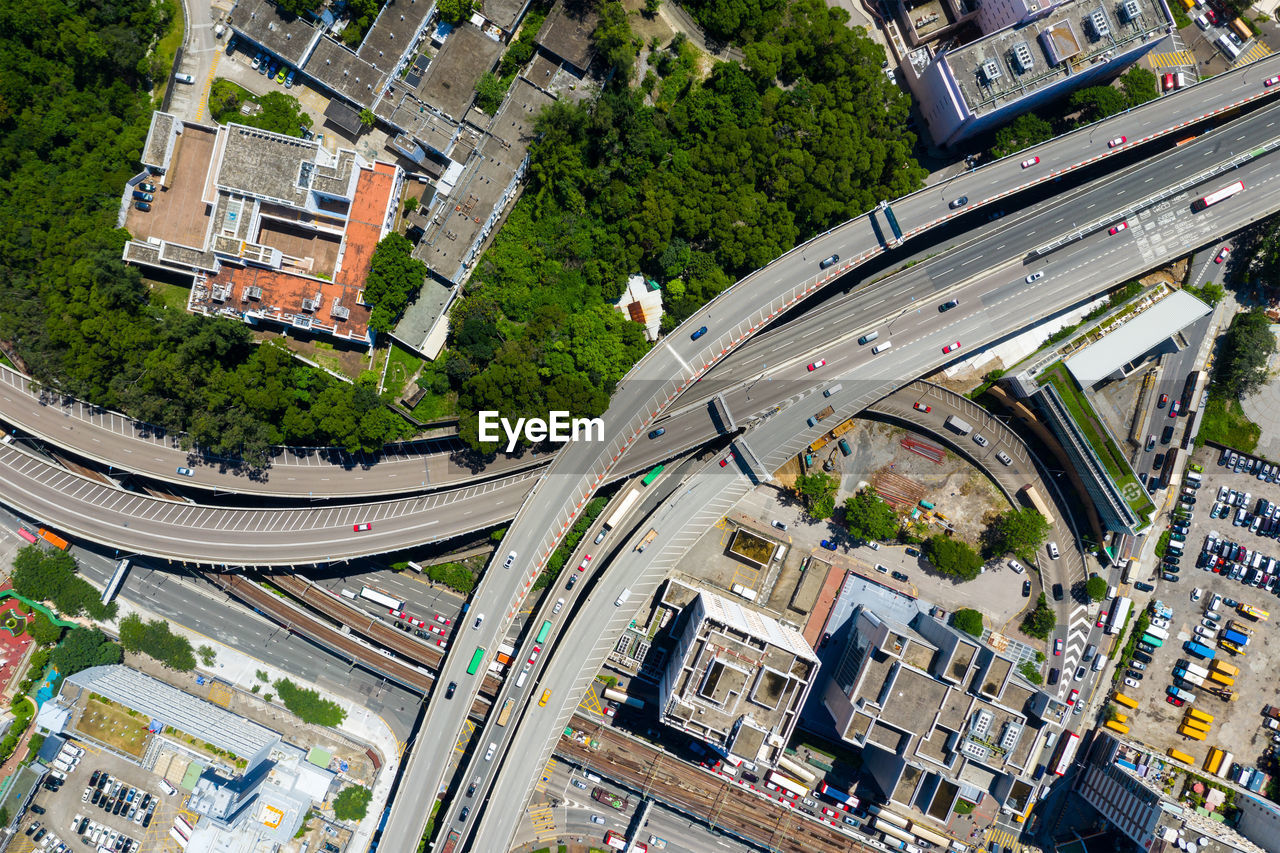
[84,770,157,829]
[1199,531,1280,597]
[1219,448,1279,481]
[251,51,296,88]
[67,812,140,853]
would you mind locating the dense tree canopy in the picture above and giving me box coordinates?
[683,0,787,42]
[991,113,1053,158]
[11,547,116,621]
[952,608,984,638]
[1021,593,1056,639]
[442,0,925,449]
[1085,575,1108,602]
[984,507,1050,562]
[923,535,983,581]
[795,472,839,520]
[364,234,430,333]
[844,491,898,541]
[1214,309,1276,399]
[50,628,122,678]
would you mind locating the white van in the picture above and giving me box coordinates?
[823,384,843,398]
[516,667,530,688]
[872,341,893,354]
[484,742,497,761]
[615,588,631,607]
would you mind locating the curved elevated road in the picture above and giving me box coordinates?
[1,53,1278,503]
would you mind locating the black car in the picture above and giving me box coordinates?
[1126,669,1144,680]
[1022,580,1032,597]
[459,806,470,821]
[891,570,909,582]
[565,575,577,590]
[819,253,840,269]
[1161,571,1179,582]
[467,780,478,797]
[1134,581,1155,592]
[948,197,968,209]
[939,298,960,311]
[648,428,665,439]
[30,805,44,815]
[141,813,152,829]
[1048,667,1059,685]
[1133,650,1153,664]
[445,681,457,699]
[90,770,102,787]
[1052,583,1064,601]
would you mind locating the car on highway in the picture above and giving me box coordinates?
[942,341,961,354]
[1025,271,1043,283]
[577,555,592,571]
[808,359,827,371]
[939,298,959,312]
[572,780,587,789]
[691,326,707,341]
[648,428,665,439]
[353,522,372,531]
[553,597,565,614]
[719,452,735,467]
[1074,665,1086,681]
[1170,400,1182,417]
[445,681,456,699]
[528,644,542,665]
[473,614,484,629]
[1146,434,1156,451]
[484,742,497,761]
[1054,638,1063,655]
[1021,156,1040,168]
[1067,688,1079,705]
[176,466,194,476]
[913,402,931,413]
[820,539,837,550]
[503,550,518,569]
[819,254,840,269]
[1107,136,1127,147]
[1158,393,1168,407]
[949,197,968,209]
[1215,246,1230,264]
[1108,221,1128,235]
[590,815,606,825]
[1266,75,1280,86]
[566,575,577,590]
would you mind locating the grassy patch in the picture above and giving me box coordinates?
[153,0,185,104]
[410,391,457,421]
[79,697,150,757]
[147,280,191,311]
[384,343,424,399]
[1155,530,1170,559]
[1041,362,1153,521]
[1198,393,1260,452]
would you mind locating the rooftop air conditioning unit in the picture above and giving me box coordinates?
[1122,0,1140,20]
[1090,10,1111,37]
[1012,41,1034,71]
[981,59,1002,81]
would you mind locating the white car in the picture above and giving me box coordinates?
[1047,541,1060,559]
[1124,677,1140,688]
[1008,559,1025,574]
[1194,625,1216,639]
[1191,587,1202,601]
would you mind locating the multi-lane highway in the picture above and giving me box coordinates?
[4,51,1280,511]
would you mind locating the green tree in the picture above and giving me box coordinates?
[843,491,898,541]
[952,608,984,637]
[1085,575,1108,602]
[332,784,373,821]
[1017,660,1044,685]
[277,0,323,15]
[273,678,346,726]
[985,507,1050,562]
[1185,282,1225,306]
[1214,309,1276,398]
[118,614,198,671]
[198,645,217,667]
[1021,593,1056,639]
[592,0,638,77]
[991,113,1054,158]
[27,613,64,646]
[795,472,839,521]
[359,109,376,128]
[438,0,474,23]
[50,628,122,678]
[1120,66,1159,108]
[923,535,984,581]
[10,547,117,621]
[363,234,430,333]
[475,72,507,114]
[1068,85,1127,124]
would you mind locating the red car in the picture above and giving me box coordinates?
[1107,136,1127,148]
[1214,246,1230,264]
[720,453,735,467]
[1163,72,1175,91]
[1267,75,1280,86]
[808,359,827,371]
[1206,8,1217,22]
[528,644,542,665]
[913,402,931,413]
[942,341,961,354]
[354,522,373,531]
[409,616,425,627]
[389,609,405,620]
[1054,638,1063,655]
[1108,221,1128,235]
[1158,393,1168,407]
[1067,688,1080,706]
[1021,156,1040,168]
[577,554,592,571]
[428,624,445,635]
[434,614,450,625]
[1167,695,1186,707]
[1170,401,1181,417]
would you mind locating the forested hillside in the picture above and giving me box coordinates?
[0,0,410,464]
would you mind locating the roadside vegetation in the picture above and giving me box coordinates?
[983,507,1049,564]
[208,80,313,137]
[923,535,983,581]
[795,472,840,521]
[843,490,898,541]
[1020,593,1056,639]
[11,547,117,621]
[273,678,347,727]
[332,784,373,821]
[119,614,198,671]
[1200,308,1273,451]
[535,496,609,589]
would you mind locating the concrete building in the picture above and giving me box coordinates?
[122,113,403,347]
[615,275,664,342]
[823,603,1060,822]
[656,585,819,766]
[898,0,1171,147]
[1076,731,1267,853]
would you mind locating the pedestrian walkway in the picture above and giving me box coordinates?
[1149,50,1196,67]
[529,804,557,841]
[986,823,1022,852]
[1235,40,1273,66]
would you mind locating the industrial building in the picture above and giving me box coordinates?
[656,584,819,766]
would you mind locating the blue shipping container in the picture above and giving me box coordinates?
[1183,640,1216,660]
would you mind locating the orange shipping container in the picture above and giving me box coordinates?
[37,528,69,551]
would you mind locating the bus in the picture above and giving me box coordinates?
[641,465,665,486]
[169,827,190,849]
[1018,484,1056,526]
[603,830,628,851]
[360,587,406,611]
[16,527,37,545]
[1192,180,1244,212]
[766,771,809,799]
[467,646,486,675]
[817,781,858,808]
[1231,17,1252,40]
[1168,748,1195,765]
[1216,751,1234,779]
[1179,724,1208,741]
[37,528,69,550]
[602,489,641,532]
[535,620,552,645]
[1140,633,1164,649]
[1204,747,1224,774]
[1105,720,1129,734]
[1106,597,1132,636]
[1183,718,1211,734]
[496,697,516,727]
[1237,603,1269,621]
[776,756,816,783]
[1113,692,1139,709]
[1049,732,1081,777]
[1187,708,1214,724]
[880,201,903,243]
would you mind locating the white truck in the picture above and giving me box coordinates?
[944,415,972,435]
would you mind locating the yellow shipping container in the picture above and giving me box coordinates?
[1183,718,1211,734]
[1208,670,1234,686]
[1204,747,1224,774]
[1114,712,1129,723]
[1212,660,1240,678]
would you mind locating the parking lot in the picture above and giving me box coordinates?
[1113,444,1280,779]
[13,738,190,853]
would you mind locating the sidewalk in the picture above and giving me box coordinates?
[108,590,402,853]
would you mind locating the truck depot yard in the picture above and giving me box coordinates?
[1113,445,1280,784]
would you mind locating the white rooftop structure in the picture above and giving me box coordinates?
[1065,289,1212,385]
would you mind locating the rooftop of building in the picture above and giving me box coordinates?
[482,0,531,31]
[1065,289,1212,385]
[228,0,319,67]
[216,125,359,206]
[945,0,1168,118]
[61,665,281,759]
[305,38,387,109]
[355,0,434,75]
[536,0,600,70]
[415,23,505,121]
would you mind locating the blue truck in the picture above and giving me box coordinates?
[1183,640,1217,660]
[1222,629,1250,646]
